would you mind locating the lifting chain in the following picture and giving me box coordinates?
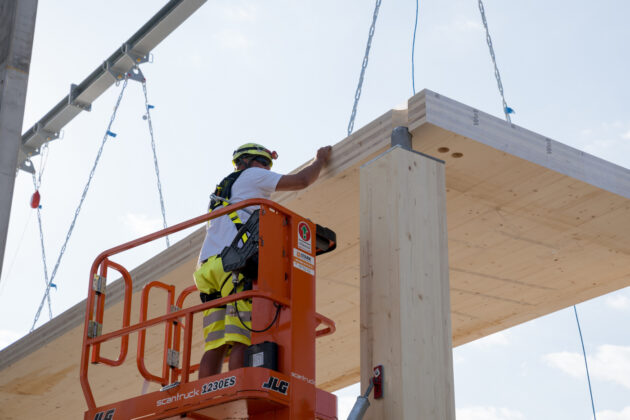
[142,81,170,248]
[347,0,382,137]
[477,0,514,123]
[31,77,130,331]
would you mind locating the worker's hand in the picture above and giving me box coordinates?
[316,146,332,165]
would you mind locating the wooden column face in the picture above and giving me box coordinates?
[360,146,455,420]
[0,0,38,278]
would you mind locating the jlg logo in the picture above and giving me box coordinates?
[262,376,289,395]
[93,408,115,420]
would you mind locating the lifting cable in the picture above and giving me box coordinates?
[477,0,514,122]
[574,305,598,419]
[0,203,33,297]
[347,0,382,137]
[30,77,130,331]
[476,4,596,415]
[141,81,170,248]
[411,0,419,95]
[32,185,53,321]
[31,144,54,320]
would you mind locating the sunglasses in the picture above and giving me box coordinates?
[252,156,272,167]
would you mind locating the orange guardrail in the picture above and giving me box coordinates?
[79,199,336,411]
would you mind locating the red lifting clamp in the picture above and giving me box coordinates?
[372,365,383,399]
[30,190,41,209]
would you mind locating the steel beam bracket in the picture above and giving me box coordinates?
[126,66,146,83]
[69,84,92,112]
[35,122,60,143]
[18,158,36,174]
[103,59,126,83]
[391,126,412,150]
[122,43,150,66]
[104,60,146,84]
[20,145,37,160]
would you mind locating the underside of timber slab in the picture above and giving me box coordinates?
[2,89,629,419]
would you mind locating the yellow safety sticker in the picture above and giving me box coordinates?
[293,260,314,276]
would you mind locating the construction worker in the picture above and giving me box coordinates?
[194,143,332,378]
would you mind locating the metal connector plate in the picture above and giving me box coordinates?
[87,321,102,338]
[167,349,180,369]
[92,274,106,294]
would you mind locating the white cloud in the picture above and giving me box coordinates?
[582,138,617,153]
[457,20,483,32]
[470,331,510,348]
[598,406,630,420]
[212,31,253,49]
[220,5,258,22]
[606,294,630,310]
[603,121,624,130]
[592,345,630,389]
[121,213,163,237]
[435,18,483,35]
[457,406,526,420]
[544,345,630,389]
[0,329,23,350]
[574,121,630,167]
[543,351,584,378]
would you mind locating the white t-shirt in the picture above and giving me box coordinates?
[198,167,282,262]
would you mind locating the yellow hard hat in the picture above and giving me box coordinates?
[232,143,278,168]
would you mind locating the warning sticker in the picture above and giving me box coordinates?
[293,248,314,265]
[297,221,312,253]
[293,260,315,276]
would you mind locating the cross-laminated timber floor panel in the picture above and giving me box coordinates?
[1,89,629,419]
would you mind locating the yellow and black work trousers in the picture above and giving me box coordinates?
[193,255,252,352]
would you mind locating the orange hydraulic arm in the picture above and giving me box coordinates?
[80,199,337,420]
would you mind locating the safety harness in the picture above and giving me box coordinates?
[208,170,245,230]
[200,170,258,304]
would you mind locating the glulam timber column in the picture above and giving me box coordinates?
[0,0,38,277]
[360,143,455,419]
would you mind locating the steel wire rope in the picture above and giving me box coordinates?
[347,0,382,137]
[0,143,48,298]
[412,0,419,95]
[31,78,130,331]
[31,143,54,320]
[31,172,53,320]
[0,209,33,297]
[477,0,513,122]
[142,81,170,248]
[574,305,598,419]
[477,3,596,414]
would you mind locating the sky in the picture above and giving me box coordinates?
[1,0,630,419]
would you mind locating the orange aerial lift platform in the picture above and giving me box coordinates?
[80,199,338,419]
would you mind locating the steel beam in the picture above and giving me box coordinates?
[17,0,207,173]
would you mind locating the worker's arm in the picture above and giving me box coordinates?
[275,146,332,191]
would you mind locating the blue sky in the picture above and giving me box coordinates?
[1,1,629,419]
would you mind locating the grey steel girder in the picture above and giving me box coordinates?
[17,0,206,173]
